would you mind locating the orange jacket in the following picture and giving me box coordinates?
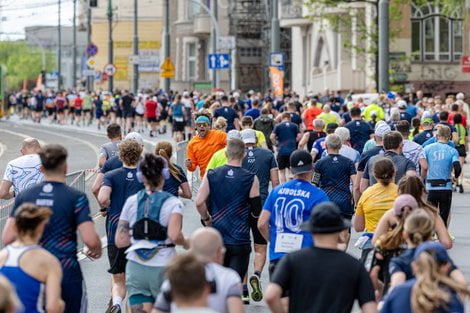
[186,130,227,178]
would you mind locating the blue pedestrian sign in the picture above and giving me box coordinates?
[208,54,230,70]
[86,43,98,57]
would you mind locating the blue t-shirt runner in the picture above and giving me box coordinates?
[214,106,238,131]
[424,142,459,191]
[313,154,356,217]
[163,164,188,197]
[273,121,299,156]
[262,179,329,262]
[242,147,278,203]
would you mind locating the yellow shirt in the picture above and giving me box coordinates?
[356,183,398,232]
[363,104,385,122]
[318,112,339,130]
[206,148,227,171]
[255,130,266,148]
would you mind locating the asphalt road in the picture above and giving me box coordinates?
[1,118,470,313]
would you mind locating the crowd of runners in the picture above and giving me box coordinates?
[0,87,469,313]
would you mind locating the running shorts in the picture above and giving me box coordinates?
[276,155,291,170]
[249,214,267,245]
[107,244,128,274]
[126,260,166,306]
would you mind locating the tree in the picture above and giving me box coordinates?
[0,41,55,90]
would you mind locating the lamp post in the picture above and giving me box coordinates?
[133,0,139,94]
[107,0,114,92]
[162,0,170,93]
[72,0,77,89]
[58,0,62,90]
[378,0,389,92]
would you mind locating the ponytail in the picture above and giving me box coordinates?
[404,209,434,246]
[377,206,413,251]
[155,141,182,183]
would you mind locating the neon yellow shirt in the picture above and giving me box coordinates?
[363,104,385,122]
[255,130,266,148]
[318,113,339,130]
[206,148,227,171]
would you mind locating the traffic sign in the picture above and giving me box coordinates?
[86,43,98,57]
[208,54,230,70]
[104,63,117,76]
[86,57,96,68]
[218,36,236,50]
[161,57,175,78]
[270,52,285,69]
[462,56,470,73]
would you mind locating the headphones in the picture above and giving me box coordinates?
[137,155,170,184]
[163,264,217,302]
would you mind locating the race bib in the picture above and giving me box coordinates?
[274,233,303,253]
[174,116,184,122]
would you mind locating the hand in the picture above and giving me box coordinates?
[185,158,192,168]
[202,216,212,227]
[84,246,102,259]
[100,208,107,217]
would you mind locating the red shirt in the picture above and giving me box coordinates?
[74,97,83,109]
[145,100,158,118]
[303,106,322,130]
[448,112,467,127]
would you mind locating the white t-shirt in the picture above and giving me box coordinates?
[2,154,44,195]
[119,193,184,267]
[155,263,242,313]
[403,139,425,172]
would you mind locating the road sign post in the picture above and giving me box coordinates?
[104,64,117,77]
[161,57,175,79]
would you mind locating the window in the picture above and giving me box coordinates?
[411,2,463,62]
[187,42,197,81]
[240,47,262,57]
[188,0,211,19]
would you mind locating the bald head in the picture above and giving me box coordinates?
[21,138,41,155]
[190,228,224,262]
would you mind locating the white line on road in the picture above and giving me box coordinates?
[0,129,47,146]
[0,143,5,159]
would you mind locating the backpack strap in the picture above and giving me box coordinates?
[136,190,149,221]
[146,191,173,222]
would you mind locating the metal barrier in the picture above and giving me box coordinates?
[175,140,188,175]
[0,170,88,247]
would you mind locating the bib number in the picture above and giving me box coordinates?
[274,233,303,253]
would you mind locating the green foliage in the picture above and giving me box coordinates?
[0,41,55,90]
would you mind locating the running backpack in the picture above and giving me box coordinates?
[133,190,172,241]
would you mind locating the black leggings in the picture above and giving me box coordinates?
[428,190,453,227]
[224,244,251,280]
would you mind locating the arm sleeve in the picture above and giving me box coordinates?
[453,161,462,179]
[74,193,93,225]
[99,146,107,158]
[356,263,376,306]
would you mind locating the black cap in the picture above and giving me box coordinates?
[326,123,339,131]
[301,202,351,233]
[290,150,313,175]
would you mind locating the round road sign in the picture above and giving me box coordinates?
[104,64,117,76]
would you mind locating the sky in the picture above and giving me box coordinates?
[0,0,74,40]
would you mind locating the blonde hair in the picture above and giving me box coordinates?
[155,141,181,183]
[0,276,19,313]
[213,117,227,132]
[412,251,470,313]
[376,205,414,251]
[404,209,434,246]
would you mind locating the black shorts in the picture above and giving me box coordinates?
[173,121,185,132]
[107,244,128,274]
[456,145,467,157]
[250,214,267,245]
[69,107,75,114]
[277,155,291,170]
[123,110,133,118]
[35,106,43,113]
[57,108,64,113]
[269,259,289,297]
[147,117,157,123]
[47,107,56,115]
[159,110,168,121]
[135,112,144,118]
[75,109,82,115]
[224,244,251,280]
[83,109,91,114]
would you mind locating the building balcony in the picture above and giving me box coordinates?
[193,14,211,35]
[280,0,310,28]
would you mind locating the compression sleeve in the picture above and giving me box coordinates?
[453,161,462,179]
[249,196,262,217]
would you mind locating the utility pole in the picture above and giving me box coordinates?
[271,0,280,53]
[72,0,77,89]
[378,0,389,92]
[107,0,114,92]
[162,0,170,94]
[133,0,139,94]
[58,0,62,90]
[86,1,93,92]
[211,0,218,89]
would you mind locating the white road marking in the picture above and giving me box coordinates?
[0,129,47,146]
[0,143,5,158]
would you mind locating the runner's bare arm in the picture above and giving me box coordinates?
[257,211,271,242]
[361,301,378,313]
[265,283,286,313]
[359,177,369,193]
[91,173,104,199]
[270,168,280,188]
[45,255,65,313]
[0,180,13,200]
[419,157,428,180]
[195,176,211,222]
[115,220,131,248]
[178,182,192,199]
[1,217,16,245]
[227,296,244,313]
[167,213,189,249]
[97,185,112,209]
[78,221,102,259]
[354,213,365,233]
[297,132,310,150]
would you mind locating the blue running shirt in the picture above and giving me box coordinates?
[424,142,459,190]
[263,179,329,261]
[13,182,92,282]
[242,147,278,203]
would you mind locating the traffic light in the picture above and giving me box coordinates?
[90,0,98,7]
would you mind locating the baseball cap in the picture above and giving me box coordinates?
[227,130,242,140]
[124,132,144,146]
[414,242,450,263]
[301,202,351,233]
[387,91,396,100]
[289,150,313,175]
[326,123,339,132]
[374,121,391,138]
[240,129,256,144]
[393,194,419,217]
[397,100,407,109]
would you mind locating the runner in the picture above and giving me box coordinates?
[186,113,227,178]
[240,116,267,149]
[317,104,339,129]
[270,112,301,183]
[301,99,322,131]
[423,125,461,227]
[145,95,158,137]
[154,228,244,313]
[2,144,102,313]
[155,141,192,199]
[240,129,279,302]
[413,114,434,145]
[98,140,145,313]
[395,121,427,178]
[0,204,64,313]
[169,95,186,142]
[345,107,373,154]
[121,90,135,134]
[82,91,93,126]
[74,93,83,126]
[453,113,467,193]
[265,202,376,313]
[310,122,338,162]
[298,119,326,160]
[206,130,242,171]
[195,139,260,300]
[244,99,261,120]
[98,123,122,168]
[253,108,276,151]
[54,92,67,125]
[93,92,105,130]
[313,134,356,249]
[134,96,145,134]
[0,138,43,200]
[327,127,360,164]
[115,153,189,313]
[214,95,240,132]
[258,150,329,280]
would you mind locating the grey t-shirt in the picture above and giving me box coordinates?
[363,151,416,185]
[100,141,120,161]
